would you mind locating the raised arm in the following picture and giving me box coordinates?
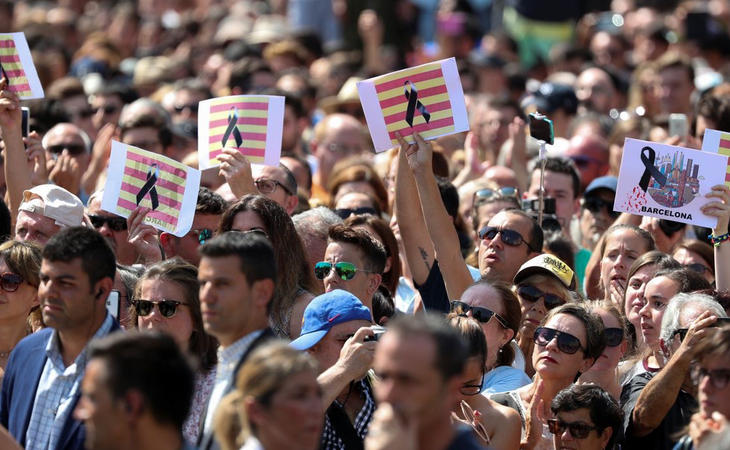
[401,132,473,300]
[702,184,730,290]
[0,79,32,223]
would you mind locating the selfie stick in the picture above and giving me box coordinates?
[538,140,547,225]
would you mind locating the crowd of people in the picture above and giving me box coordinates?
[0,1,730,449]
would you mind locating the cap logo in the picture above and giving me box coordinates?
[328,313,341,323]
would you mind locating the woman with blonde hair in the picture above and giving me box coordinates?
[214,341,323,450]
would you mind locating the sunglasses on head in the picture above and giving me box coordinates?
[534,327,585,355]
[517,285,566,310]
[314,261,371,281]
[0,273,23,292]
[132,299,187,319]
[473,187,519,206]
[604,327,624,347]
[334,207,378,220]
[191,228,213,245]
[89,215,128,232]
[47,143,86,155]
[547,418,598,439]
[691,366,730,390]
[478,226,536,251]
[450,300,509,328]
[583,197,619,218]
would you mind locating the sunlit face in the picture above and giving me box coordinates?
[478,211,534,283]
[307,320,371,373]
[136,278,194,351]
[673,247,714,284]
[460,284,513,370]
[697,353,730,418]
[0,258,38,324]
[87,196,136,265]
[170,213,221,266]
[599,229,648,295]
[579,191,617,249]
[585,308,625,373]
[533,313,592,382]
[39,258,102,332]
[15,209,62,246]
[527,170,577,230]
[516,276,568,332]
[551,407,612,450]
[624,264,656,340]
[322,241,376,310]
[231,210,267,235]
[638,276,679,350]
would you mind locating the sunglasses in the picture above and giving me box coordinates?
[89,215,128,232]
[132,299,187,318]
[191,228,213,245]
[254,178,294,196]
[478,226,536,251]
[534,327,585,355]
[673,318,730,342]
[692,366,730,390]
[547,418,598,439]
[94,105,120,115]
[334,207,378,220]
[47,143,86,155]
[0,273,23,292]
[450,300,509,328]
[684,263,712,276]
[517,285,566,310]
[473,187,519,206]
[173,103,199,113]
[314,261,372,281]
[583,197,619,218]
[604,327,624,347]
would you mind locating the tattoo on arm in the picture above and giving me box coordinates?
[418,247,431,272]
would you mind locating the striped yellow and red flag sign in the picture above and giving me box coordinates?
[197,95,284,170]
[701,128,730,188]
[102,141,201,237]
[0,33,44,99]
[357,57,468,152]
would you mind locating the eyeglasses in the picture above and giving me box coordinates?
[583,197,619,218]
[478,226,536,251]
[0,273,23,292]
[334,207,378,219]
[173,103,199,113]
[47,143,86,155]
[460,401,490,444]
[191,228,213,245]
[473,187,519,207]
[517,285,566,310]
[534,327,585,355]
[132,299,187,318]
[672,318,730,342]
[89,215,128,232]
[254,178,294,196]
[604,327,624,347]
[691,366,730,389]
[684,263,712,276]
[547,418,598,439]
[450,300,509,328]
[314,261,373,281]
[232,228,270,239]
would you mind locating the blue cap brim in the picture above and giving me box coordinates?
[290,329,328,351]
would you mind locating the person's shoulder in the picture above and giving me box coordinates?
[13,329,52,353]
[447,426,489,450]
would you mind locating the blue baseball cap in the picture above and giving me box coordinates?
[290,290,372,351]
[584,176,618,197]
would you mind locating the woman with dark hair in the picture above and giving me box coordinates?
[218,194,316,337]
[491,303,606,449]
[344,214,401,296]
[0,240,41,378]
[448,314,521,449]
[129,258,218,443]
[673,239,715,285]
[450,279,530,394]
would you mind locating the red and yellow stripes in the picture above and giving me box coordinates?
[206,97,269,164]
[0,36,31,97]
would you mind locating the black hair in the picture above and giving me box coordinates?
[42,227,116,288]
[436,176,459,219]
[372,285,396,326]
[551,384,623,450]
[328,224,387,274]
[531,157,581,198]
[88,331,195,430]
[199,231,277,288]
[502,208,544,253]
[654,267,711,294]
[196,187,228,216]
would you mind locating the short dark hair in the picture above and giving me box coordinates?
[531,157,581,198]
[543,303,606,363]
[42,227,116,288]
[387,314,468,381]
[551,384,623,450]
[328,224,386,274]
[697,94,730,133]
[196,187,227,215]
[199,231,277,287]
[502,208,544,253]
[88,331,195,430]
[654,267,711,293]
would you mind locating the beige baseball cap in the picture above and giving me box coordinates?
[18,184,84,228]
[513,254,576,290]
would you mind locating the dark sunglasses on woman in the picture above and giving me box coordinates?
[534,327,585,354]
[604,327,624,347]
[450,300,509,328]
[0,273,23,292]
[132,299,187,319]
[517,285,566,310]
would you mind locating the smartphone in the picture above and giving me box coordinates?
[20,107,29,138]
[364,325,387,342]
[106,290,121,320]
[668,113,688,138]
[528,112,554,145]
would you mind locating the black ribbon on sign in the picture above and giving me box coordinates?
[638,146,667,192]
[221,106,243,148]
[136,164,160,210]
[403,81,431,127]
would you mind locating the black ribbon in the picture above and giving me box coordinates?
[136,164,159,210]
[638,146,667,192]
[403,81,431,127]
[221,106,243,148]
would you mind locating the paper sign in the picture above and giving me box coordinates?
[197,95,284,170]
[102,141,201,237]
[614,138,728,228]
[0,33,44,99]
[701,128,730,189]
[357,57,468,152]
